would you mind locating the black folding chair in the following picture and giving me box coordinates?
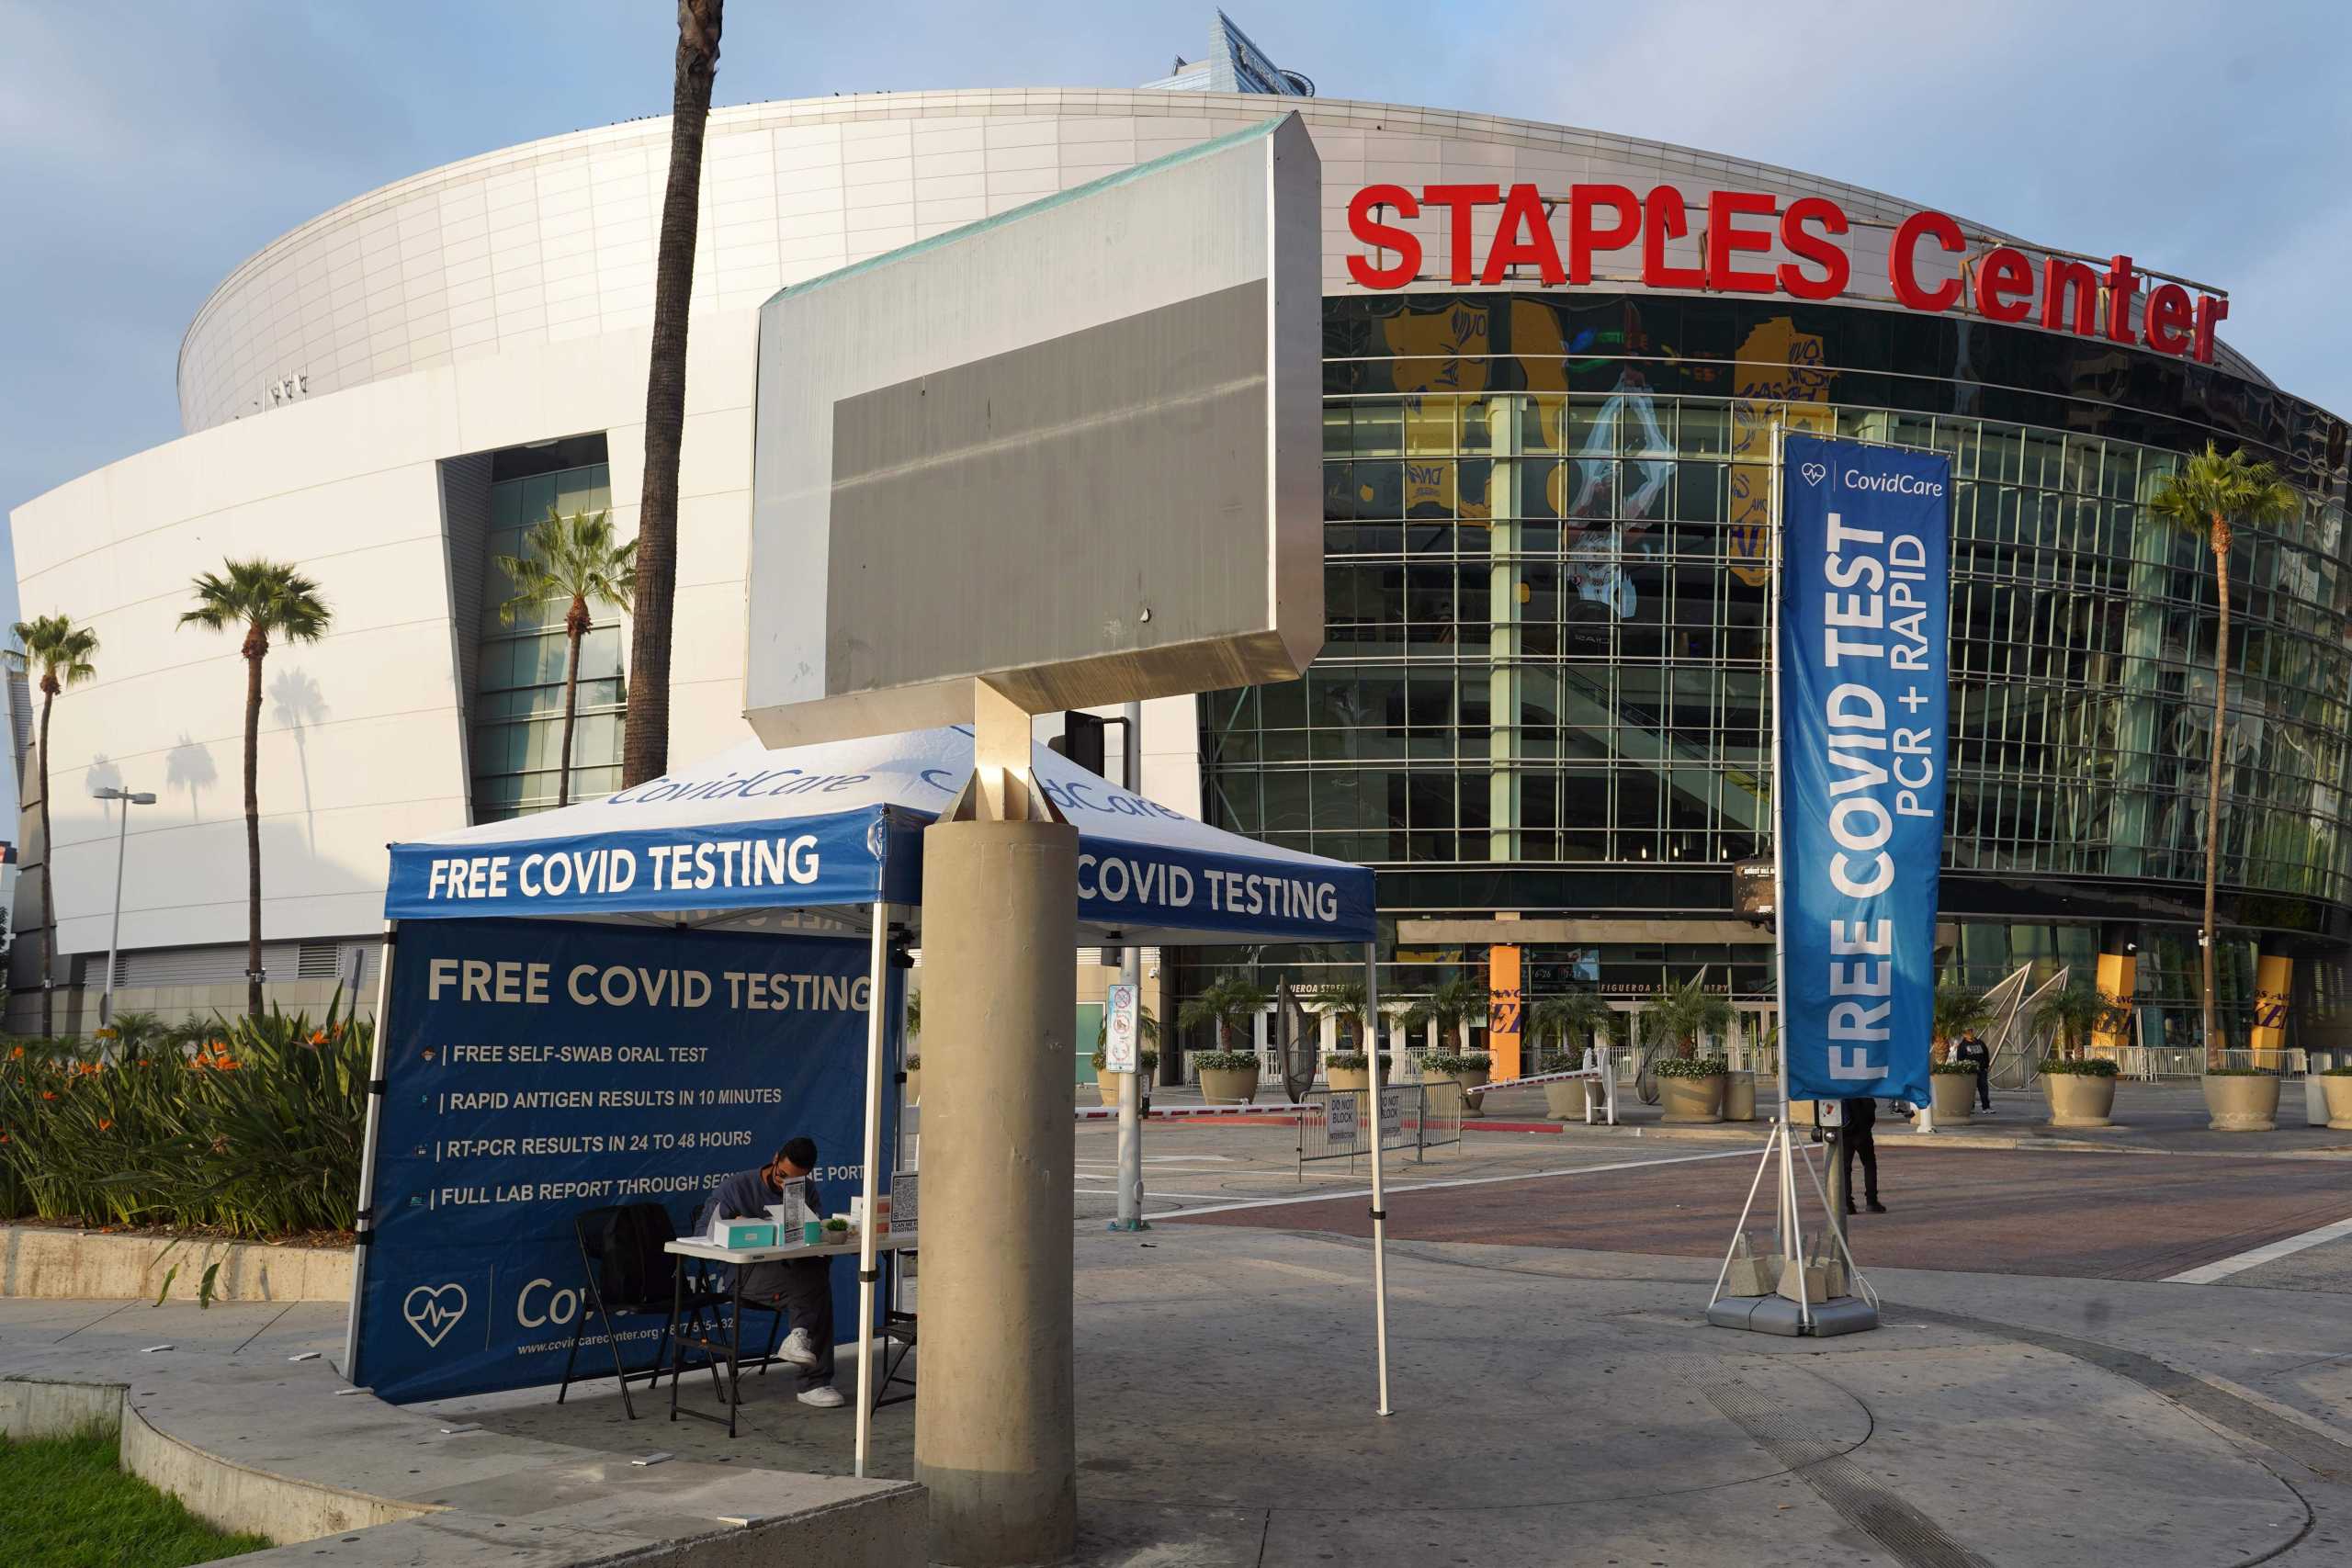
[560,1202,720,1418]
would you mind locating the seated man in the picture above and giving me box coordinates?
[701,1136,843,1408]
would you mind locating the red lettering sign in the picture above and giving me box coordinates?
[1340,181,2226,365]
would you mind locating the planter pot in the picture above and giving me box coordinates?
[1199,1065,1260,1104]
[905,1069,921,1106]
[1462,1066,1488,1114]
[1722,1070,1757,1122]
[1928,1072,1976,1124]
[1658,1073,1725,1123]
[1328,1066,1371,1094]
[1095,1078,1121,1107]
[2042,1073,2116,1128]
[1544,1080,1592,1120]
[2202,1074,2281,1132]
[2322,1075,2352,1132]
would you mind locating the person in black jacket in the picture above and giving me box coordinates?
[1840,1098,1886,1214]
[1953,1032,1994,1111]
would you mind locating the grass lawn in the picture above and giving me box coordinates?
[0,1429,270,1566]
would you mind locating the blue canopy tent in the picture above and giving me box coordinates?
[350,726,1385,1472]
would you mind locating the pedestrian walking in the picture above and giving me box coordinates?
[1840,1097,1885,1214]
[1953,1031,1994,1112]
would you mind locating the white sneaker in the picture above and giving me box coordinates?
[797,1385,846,1408]
[778,1327,818,1367]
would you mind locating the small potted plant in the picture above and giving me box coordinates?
[2318,1064,2352,1131]
[1325,1051,1389,1094]
[2038,1055,2120,1127]
[1639,975,1732,1120]
[1089,1047,1159,1106]
[1530,991,1614,1120]
[1194,1049,1261,1104]
[1928,1059,1980,1124]
[825,1216,851,1240]
[1418,1050,1488,1111]
[2202,1066,2282,1131]
[1655,1054,1728,1122]
[2032,985,2120,1126]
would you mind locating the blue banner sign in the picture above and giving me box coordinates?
[1777,434,1951,1107]
[351,919,894,1404]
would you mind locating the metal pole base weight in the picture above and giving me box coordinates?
[1707,1293,1880,1337]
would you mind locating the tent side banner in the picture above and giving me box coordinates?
[1080,836,1377,942]
[384,808,888,919]
[350,917,897,1404]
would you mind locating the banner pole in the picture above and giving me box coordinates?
[1767,417,1814,1325]
[854,901,890,1478]
[342,918,398,1382]
[1362,940,1393,1416]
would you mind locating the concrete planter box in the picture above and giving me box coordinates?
[2042,1072,2117,1128]
[1095,1077,1121,1106]
[2202,1074,2281,1132]
[0,1224,352,1303]
[1723,1070,1757,1122]
[1460,1066,1488,1114]
[1198,1065,1260,1104]
[2321,1074,2352,1131]
[1928,1071,1977,1124]
[1544,1080,1598,1120]
[1327,1066,1372,1093]
[1658,1073,1724,1123]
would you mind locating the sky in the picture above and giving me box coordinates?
[1,0,2346,635]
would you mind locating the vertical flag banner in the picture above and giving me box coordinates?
[1777,434,1951,1107]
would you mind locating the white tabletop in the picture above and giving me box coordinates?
[665,1234,916,1265]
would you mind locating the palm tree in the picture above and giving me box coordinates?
[1093,999,1161,1048]
[1528,990,1615,1073]
[623,0,724,789]
[1639,972,1734,1060]
[5,615,99,1035]
[1930,983,1996,1066]
[180,560,332,1017]
[494,508,636,808]
[1307,978,1372,1051]
[2149,442,2299,1067]
[2031,985,2109,1064]
[1177,976,1269,1052]
[1404,974,1490,1056]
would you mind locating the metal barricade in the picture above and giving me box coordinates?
[1296,1081,1464,1177]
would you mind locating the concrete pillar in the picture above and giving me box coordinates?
[915,814,1078,1566]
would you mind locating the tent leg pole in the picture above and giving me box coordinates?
[1363,942,1393,1416]
[343,919,397,1382]
[854,901,890,1478]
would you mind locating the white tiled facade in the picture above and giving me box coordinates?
[11,86,2272,1027]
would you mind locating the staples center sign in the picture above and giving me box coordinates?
[1345,183,2229,365]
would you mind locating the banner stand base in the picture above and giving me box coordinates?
[1706,1293,1880,1337]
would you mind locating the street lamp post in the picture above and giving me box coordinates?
[91,786,157,1028]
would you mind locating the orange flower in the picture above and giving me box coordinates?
[97,1119,112,1133]
[8,1045,21,1059]
[40,1091,56,1101]
[308,1030,328,1046]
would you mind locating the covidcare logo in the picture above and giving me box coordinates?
[1842,468,1946,497]
[403,1282,469,1348]
[1799,461,1827,486]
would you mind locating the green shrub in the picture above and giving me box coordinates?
[1930,1060,1981,1076]
[905,1054,921,1071]
[1654,1055,1728,1079]
[1193,1050,1260,1071]
[2204,1066,2280,1077]
[2040,1057,2120,1077]
[0,997,370,1238]
[1421,1053,1466,1075]
[2319,1065,2352,1077]
[1326,1052,1391,1071]
[1088,1046,1159,1072]
[1460,1052,1491,1073]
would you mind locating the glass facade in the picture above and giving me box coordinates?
[469,460,626,821]
[1186,292,2352,1051]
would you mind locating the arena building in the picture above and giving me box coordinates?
[9,15,2348,1061]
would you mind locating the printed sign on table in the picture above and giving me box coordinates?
[351,918,895,1404]
[1776,434,1951,1108]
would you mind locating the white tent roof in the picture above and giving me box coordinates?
[384,726,1374,946]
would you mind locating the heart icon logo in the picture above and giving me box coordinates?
[1800,462,1827,486]
[403,1283,469,1348]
